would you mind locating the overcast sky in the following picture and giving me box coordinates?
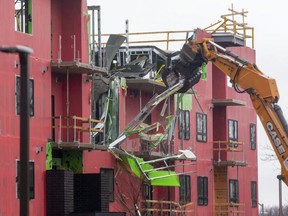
[88,0,288,208]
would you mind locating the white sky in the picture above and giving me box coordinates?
[88,0,288,209]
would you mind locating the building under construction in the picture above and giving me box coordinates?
[0,0,258,215]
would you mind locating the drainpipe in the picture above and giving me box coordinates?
[0,45,33,216]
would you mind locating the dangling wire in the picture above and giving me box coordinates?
[192,87,205,114]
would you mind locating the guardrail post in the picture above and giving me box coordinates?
[73,116,76,142]
[58,116,62,143]
[218,141,221,162]
[166,32,170,50]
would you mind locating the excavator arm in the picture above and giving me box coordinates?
[162,38,288,186]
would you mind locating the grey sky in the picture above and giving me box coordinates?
[88,0,288,207]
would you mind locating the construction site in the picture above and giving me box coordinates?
[2,0,288,216]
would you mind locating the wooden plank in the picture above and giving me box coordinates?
[139,132,167,142]
[141,208,193,213]
[139,122,160,133]
[52,125,74,129]
[213,140,243,145]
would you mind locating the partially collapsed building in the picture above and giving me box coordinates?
[0,0,258,215]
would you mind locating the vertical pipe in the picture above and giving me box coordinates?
[19,51,30,216]
[168,96,171,154]
[66,71,69,142]
[89,7,96,130]
[277,175,283,216]
[73,35,76,61]
[97,6,102,67]
[125,19,130,64]
[91,8,95,66]
[58,35,62,63]
[218,141,221,162]
[0,46,33,216]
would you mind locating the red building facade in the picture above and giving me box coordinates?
[0,0,258,215]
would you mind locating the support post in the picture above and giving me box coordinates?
[0,45,33,216]
[125,19,130,64]
[277,174,284,216]
[258,203,264,216]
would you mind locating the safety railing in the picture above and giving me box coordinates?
[141,200,195,216]
[204,6,254,48]
[52,115,103,145]
[213,140,246,165]
[98,30,195,51]
[215,202,245,215]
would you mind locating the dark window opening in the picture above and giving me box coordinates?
[15,0,32,34]
[251,181,257,208]
[94,92,108,144]
[250,123,256,150]
[143,184,153,200]
[179,175,191,204]
[196,112,207,142]
[100,168,114,202]
[178,110,190,140]
[197,176,208,206]
[16,76,34,116]
[228,119,238,147]
[229,179,239,203]
[16,160,35,199]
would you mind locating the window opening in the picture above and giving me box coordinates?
[228,119,238,147]
[178,110,190,140]
[15,0,32,34]
[16,76,34,116]
[229,179,239,203]
[250,123,256,150]
[251,181,257,208]
[196,112,207,142]
[143,184,153,200]
[179,175,191,204]
[197,176,208,206]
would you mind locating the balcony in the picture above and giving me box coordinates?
[51,115,105,150]
[141,200,195,215]
[213,140,247,167]
[215,202,245,215]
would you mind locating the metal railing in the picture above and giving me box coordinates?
[52,115,103,145]
[94,30,195,52]
[141,200,195,216]
[204,5,254,48]
[215,202,245,215]
[213,140,246,164]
